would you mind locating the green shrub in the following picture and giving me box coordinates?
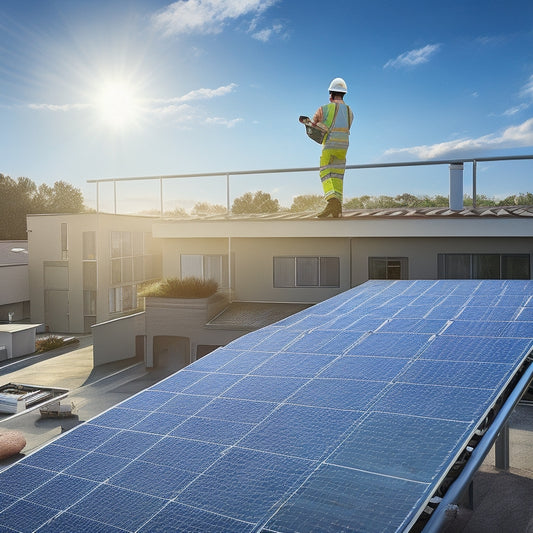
[138,277,218,299]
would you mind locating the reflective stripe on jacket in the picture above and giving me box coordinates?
[321,103,353,149]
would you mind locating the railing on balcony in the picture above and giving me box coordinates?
[87,154,533,215]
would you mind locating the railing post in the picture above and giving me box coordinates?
[473,160,477,208]
[160,178,163,218]
[449,162,464,210]
[226,173,230,213]
[113,180,117,214]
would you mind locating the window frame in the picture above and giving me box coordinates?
[368,257,408,280]
[438,253,530,280]
[180,254,229,289]
[273,256,340,288]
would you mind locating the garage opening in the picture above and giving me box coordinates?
[152,335,190,371]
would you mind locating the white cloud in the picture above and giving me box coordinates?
[520,75,533,99]
[204,116,243,127]
[180,83,238,101]
[252,23,283,42]
[384,117,533,160]
[150,85,237,105]
[150,83,237,105]
[27,103,90,111]
[502,103,530,116]
[152,0,277,37]
[384,44,441,69]
[26,83,241,128]
[151,103,194,116]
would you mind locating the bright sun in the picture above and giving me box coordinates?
[94,80,141,130]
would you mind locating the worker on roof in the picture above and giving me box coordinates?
[304,77,354,218]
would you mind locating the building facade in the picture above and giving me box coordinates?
[153,206,533,298]
[27,206,533,367]
[27,213,162,333]
[0,241,30,324]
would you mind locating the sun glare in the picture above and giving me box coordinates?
[94,80,142,130]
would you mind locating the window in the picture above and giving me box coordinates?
[109,286,138,314]
[133,232,143,256]
[180,254,229,288]
[122,257,133,283]
[61,223,68,260]
[502,255,530,279]
[296,257,319,286]
[111,231,122,258]
[83,262,97,290]
[83,290,96,315]
[83,232,96,260]
[438,254,530,279]
[133,256,144,281]
[108,231,160,314]
[273,256,340,288]
[109,287,122,313]
[110,231,160,285]
[83,231,97,323]
[273,257,295,287]
[368,257,408,280]
[111,259,121,284]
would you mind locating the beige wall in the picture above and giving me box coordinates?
[28,213,161,333]
[232,237,351,303]
[351,237,533,286]
[92,312,145,366]
[28,214,76,331]
[144,294,245,368]
[163,237,351,304]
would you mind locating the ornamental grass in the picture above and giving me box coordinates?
[138,277,218,299]
[35,335,79,353]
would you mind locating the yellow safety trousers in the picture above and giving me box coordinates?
[320,148,347,202]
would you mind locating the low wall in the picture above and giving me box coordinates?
[92,294,250,369]
[92,312,146,366]
[144,293,248,367]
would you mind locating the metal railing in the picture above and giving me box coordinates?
[87,154,533,215]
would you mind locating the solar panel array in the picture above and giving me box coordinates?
[1,279,532,532]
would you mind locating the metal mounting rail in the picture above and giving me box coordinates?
[422,356,533,533]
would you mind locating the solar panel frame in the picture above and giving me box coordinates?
[0,279,532,532]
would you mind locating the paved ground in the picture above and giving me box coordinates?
[0,337,180,464]
[0,340,532,532]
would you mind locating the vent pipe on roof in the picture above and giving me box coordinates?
[449,163,464,210]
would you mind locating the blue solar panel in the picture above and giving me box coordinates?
[0,279,532,532]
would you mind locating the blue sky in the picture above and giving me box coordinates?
[1,0,533,211]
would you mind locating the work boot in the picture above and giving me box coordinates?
[317,198,342,218]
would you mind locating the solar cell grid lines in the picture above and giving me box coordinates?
[0,279,533,532]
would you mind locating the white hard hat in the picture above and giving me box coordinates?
[328,77,348,93]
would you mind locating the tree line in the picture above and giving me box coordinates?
[148,191,533,217]
[194,191,533,215]
[0,174,85,240]
[2,171,532,241]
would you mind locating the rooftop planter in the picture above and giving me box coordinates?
[141,277,228,328]
[138,277,218,299]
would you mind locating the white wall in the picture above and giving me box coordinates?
[0,265,29,305]
[92,312,145,366]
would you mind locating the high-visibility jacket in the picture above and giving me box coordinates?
[317,102,353,150]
